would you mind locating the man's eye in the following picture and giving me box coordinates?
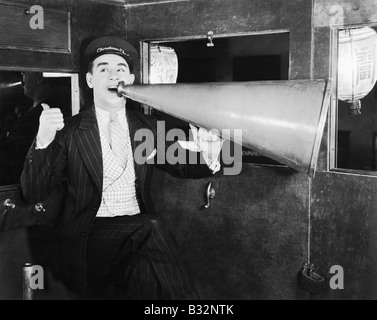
[118,69,125,72]
[100,68,109,72]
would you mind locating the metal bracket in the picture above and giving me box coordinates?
[200,181,216,209]
[34,203,46,212]
[3,199,16,209]
[207,31,214,47]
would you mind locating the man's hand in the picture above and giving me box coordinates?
[36,103,65,148]
[189,124,224,165]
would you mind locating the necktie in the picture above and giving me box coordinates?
[109,113,128,169]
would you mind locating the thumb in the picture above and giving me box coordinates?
[41,103,50,111]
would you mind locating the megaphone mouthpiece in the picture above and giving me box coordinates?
[117,81,127,98]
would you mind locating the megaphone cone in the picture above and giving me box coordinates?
[118,79,331,176]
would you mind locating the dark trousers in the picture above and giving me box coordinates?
[86,214,199,300]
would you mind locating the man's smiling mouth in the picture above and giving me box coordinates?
[107,85,118,94]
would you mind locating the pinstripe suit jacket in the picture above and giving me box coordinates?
[21,106,213,295]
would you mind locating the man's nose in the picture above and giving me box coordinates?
[108,70,119,80]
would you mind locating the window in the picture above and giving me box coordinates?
[0,70,79,186]
[331,25,377,174]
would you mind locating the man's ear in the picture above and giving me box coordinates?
[86,72,93,89]
[129,74,135,85]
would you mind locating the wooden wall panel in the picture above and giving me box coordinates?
[0,1,70,52]
[152,165,309,299]
[0,0,125,72]
[311,172,377,299]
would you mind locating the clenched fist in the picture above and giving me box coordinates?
[36,103,65,148]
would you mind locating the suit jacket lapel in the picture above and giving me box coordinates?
[74,107,103,193]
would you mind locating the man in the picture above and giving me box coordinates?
[21,36,223,300]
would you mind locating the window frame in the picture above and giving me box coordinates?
[329,22,377,177]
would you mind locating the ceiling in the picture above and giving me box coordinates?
[88,0,126,6]
[89,0,189,7]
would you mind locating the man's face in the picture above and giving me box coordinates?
[86,54,135,112]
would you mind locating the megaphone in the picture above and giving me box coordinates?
[117,79,331,177]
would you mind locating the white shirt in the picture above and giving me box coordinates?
[95,106,140,217]
[95,106,128,143]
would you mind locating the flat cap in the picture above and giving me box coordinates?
[84,36,138,72]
